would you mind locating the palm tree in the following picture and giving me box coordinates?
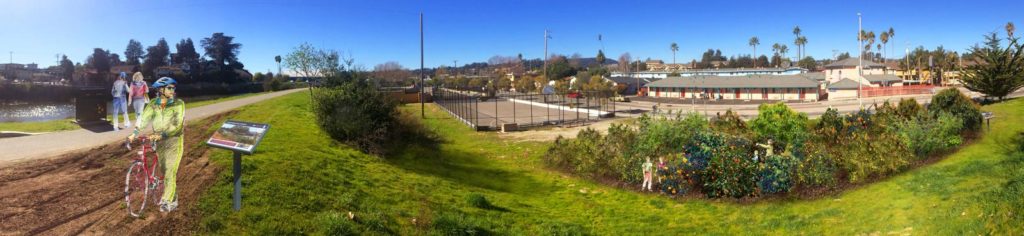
[879,32,889,61]
[1007,22,1016,38]
[795,36,807,60]
[749,37,760,67]
[859,30,876,60]
[780,45,789,59]
[887,27,895,60]
[274,55,282,75]
[670,42,679,65]
[772,43,781,56]
[793,26,802,59]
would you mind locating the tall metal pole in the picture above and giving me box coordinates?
[544,30,549,81]
[857,13,863,108]
[420,13,425,118]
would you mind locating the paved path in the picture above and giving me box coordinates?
[0,88,305,166]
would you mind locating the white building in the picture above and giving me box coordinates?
[612,67,806,79]
[823,57,902,87]
[644,74,822,101]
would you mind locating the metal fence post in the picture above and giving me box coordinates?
[494,93,498,129]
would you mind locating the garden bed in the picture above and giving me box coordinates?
[544,88,986,200]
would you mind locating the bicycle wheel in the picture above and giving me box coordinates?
[125,161,149,217]
[149,171,165,206]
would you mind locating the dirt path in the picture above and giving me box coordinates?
[0,111,235,235]
[498,118,631,142]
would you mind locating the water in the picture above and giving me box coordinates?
[0,94,243,123]
[0,101,75,122]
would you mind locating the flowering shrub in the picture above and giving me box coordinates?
[758,154,798,194]
[795,150,837,188]
[658,153,694,195]
[699,133,756,198]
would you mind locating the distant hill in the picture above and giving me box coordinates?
[574,57,618,68]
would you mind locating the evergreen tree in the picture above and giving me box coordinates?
[124,39,144,65]
[962,26,1024,100]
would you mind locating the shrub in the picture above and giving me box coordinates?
[750,102,808,146]
[795,149,837,188]
[928,88,983,132]
[834,132,911,182]
[813,108,844,145]
[605,124,641,182]
[632,113,708,165]
[758,154,798,194]
[703,152,757,198]
[313,80,400,154]
[263,76,284,91]
[892,112,964,159]
[699,133,756,198]
[658,152,694,195]
[711,109,749,136]
[896,98,923,119]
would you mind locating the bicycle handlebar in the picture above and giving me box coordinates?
[125,136,156,151]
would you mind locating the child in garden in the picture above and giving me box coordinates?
[641,157,654,191]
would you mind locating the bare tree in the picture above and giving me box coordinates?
[373,61,411,85]
[618,53,631,73]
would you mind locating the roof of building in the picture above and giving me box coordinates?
[802,72,826,81]
[828,78,862,89]
[863,74,902,83]
[645,74,820,89]
[634,67,805,74]
[825,57,885,69]
[606,76,655,85]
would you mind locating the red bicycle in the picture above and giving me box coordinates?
[124,136,165,217]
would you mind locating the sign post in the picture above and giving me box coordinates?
[205,120,270,211]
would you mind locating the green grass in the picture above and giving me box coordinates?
[0,92,265,133]
[194,93,1024,235]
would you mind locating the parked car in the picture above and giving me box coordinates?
[610,96,630,102]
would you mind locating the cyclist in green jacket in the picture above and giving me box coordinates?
[127,77,185,212]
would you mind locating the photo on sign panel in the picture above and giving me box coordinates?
[207,121,268,153]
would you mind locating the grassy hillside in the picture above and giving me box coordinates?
[195,92,1024,235]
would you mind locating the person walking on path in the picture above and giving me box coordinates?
[111,72,132,130]
[641,157,654,192]
[128,77,185,213]
[129,72,149,127]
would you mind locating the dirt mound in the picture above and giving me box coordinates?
[0,111,236,235]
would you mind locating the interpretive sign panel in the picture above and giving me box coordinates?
[206,120,270,154]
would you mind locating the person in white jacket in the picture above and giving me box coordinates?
[111,72,132,130]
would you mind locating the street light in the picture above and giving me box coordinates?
[857,13,863,108]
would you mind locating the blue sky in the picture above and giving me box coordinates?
[1,0,1022,74]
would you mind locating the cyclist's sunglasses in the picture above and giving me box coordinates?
[163,86,176,91]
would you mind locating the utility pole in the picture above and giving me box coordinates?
[420,12,425,118]
[544,30,549,81]
[857,13,863,108]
